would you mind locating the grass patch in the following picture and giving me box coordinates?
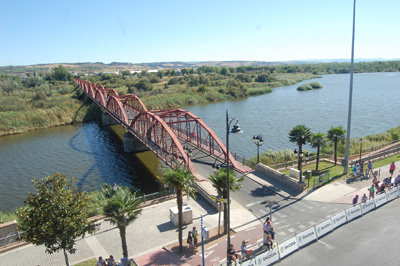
[74,258,97,266]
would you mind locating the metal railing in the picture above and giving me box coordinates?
[312,172,331,189]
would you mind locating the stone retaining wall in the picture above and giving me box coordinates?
[255,163,306,192]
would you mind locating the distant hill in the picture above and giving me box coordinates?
[0,58,397,75]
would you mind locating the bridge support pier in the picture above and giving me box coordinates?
[101,113,118,126]
[123,132,150,153]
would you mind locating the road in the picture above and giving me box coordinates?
[277,198,400,265]
[232,177,349,243]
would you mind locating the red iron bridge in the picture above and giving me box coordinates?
[74,79,251,181]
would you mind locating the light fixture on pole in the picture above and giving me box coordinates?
[359,138,363,164]
[294,148,309,183]
[225,110,242,265]
[343,0,357,174]
[252,135,264,164]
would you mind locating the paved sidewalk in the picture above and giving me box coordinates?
[1,163,398,266]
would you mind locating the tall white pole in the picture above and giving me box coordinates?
[343,0,357,174]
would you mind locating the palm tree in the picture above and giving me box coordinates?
[209,168,244,234]
[327,126,346,165]
[103,186,142,259]
[158,166,196,252]
[310,132,327,172]
[289,125,311,169]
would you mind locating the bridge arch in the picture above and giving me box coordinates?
[94,89,106,106]
[130,111,193,171]
[106,96,129,125]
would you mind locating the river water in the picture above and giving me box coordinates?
[0,72,399,211]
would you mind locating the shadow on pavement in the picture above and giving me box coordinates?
[251,170,301,197]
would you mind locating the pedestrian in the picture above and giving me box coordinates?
[187,231,194,252]
[361,193,367,203]
[241,240,253,259]
[263,217,275,240]
[227,244,241,263]
[192,227,198,248]
[389,162,396,176]
[96,256,105,266]
[106,255,115,266]
[352,195,359,206]
[368,184,375,199]
[368,160,373,176]
[353,163,358,178]
[394,175,400,186]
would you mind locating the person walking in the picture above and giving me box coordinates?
[368,160,373,176]
[369,184,375,199]
[352,195,359,206]
[389,162,396,176]
[191,227,198,248]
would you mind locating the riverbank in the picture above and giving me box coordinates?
[0,71,317,136]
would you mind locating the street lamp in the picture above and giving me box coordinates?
[226,110,242,265]
[359,138,363,164]
[343,0,357,174]
[294,148,309,183]
[253,135,264,164]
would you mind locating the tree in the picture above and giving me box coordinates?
[103,186,142,260]
[51,65,73,81]
[289,125,311,169]
[310,132,327,172]
[135,78,153,91]
[209,168,243,234]
[157,167,196,252]
[327,126,346,165]
[17,174,95,266]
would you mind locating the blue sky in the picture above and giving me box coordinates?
[0,0,399,66]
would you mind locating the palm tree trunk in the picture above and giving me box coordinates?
[63,248,69,266]
[119,226,128,258]
[316,145,320,171]
[177,189,183,252]
[334,141,337,165]
[297,144,302,170]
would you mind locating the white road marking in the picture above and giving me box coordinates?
[274,212,287,218]
[207,244,218,250]
[203,250,215,258]
[288,228,296,233]
[318,240,334,249]
[245,226,257,232]
[298,224,306,229]
[278,231,287,236]
[246,201,263,207]
[308,221,316,225]
[259,209,267,215]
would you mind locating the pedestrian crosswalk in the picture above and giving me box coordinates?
[245,198,349,242]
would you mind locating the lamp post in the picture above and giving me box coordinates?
[253,135,264,164]
[294,148,309,183]
[226,110,242,265]
[343,0,357,174]
[359,138,363,164]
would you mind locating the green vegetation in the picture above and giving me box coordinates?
[17,174,95,266]
[157,166,197,253]
[103,186,142,260]
[1,60,399,136]
[248,126,400,169]
[209,168,243,234]
[297,81,323,91]
[74,258,97,266]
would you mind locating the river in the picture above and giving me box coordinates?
[1,72,399,211]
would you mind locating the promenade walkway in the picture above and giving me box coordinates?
[0,163,398,265]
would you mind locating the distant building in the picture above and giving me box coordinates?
[103,71,119,75]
